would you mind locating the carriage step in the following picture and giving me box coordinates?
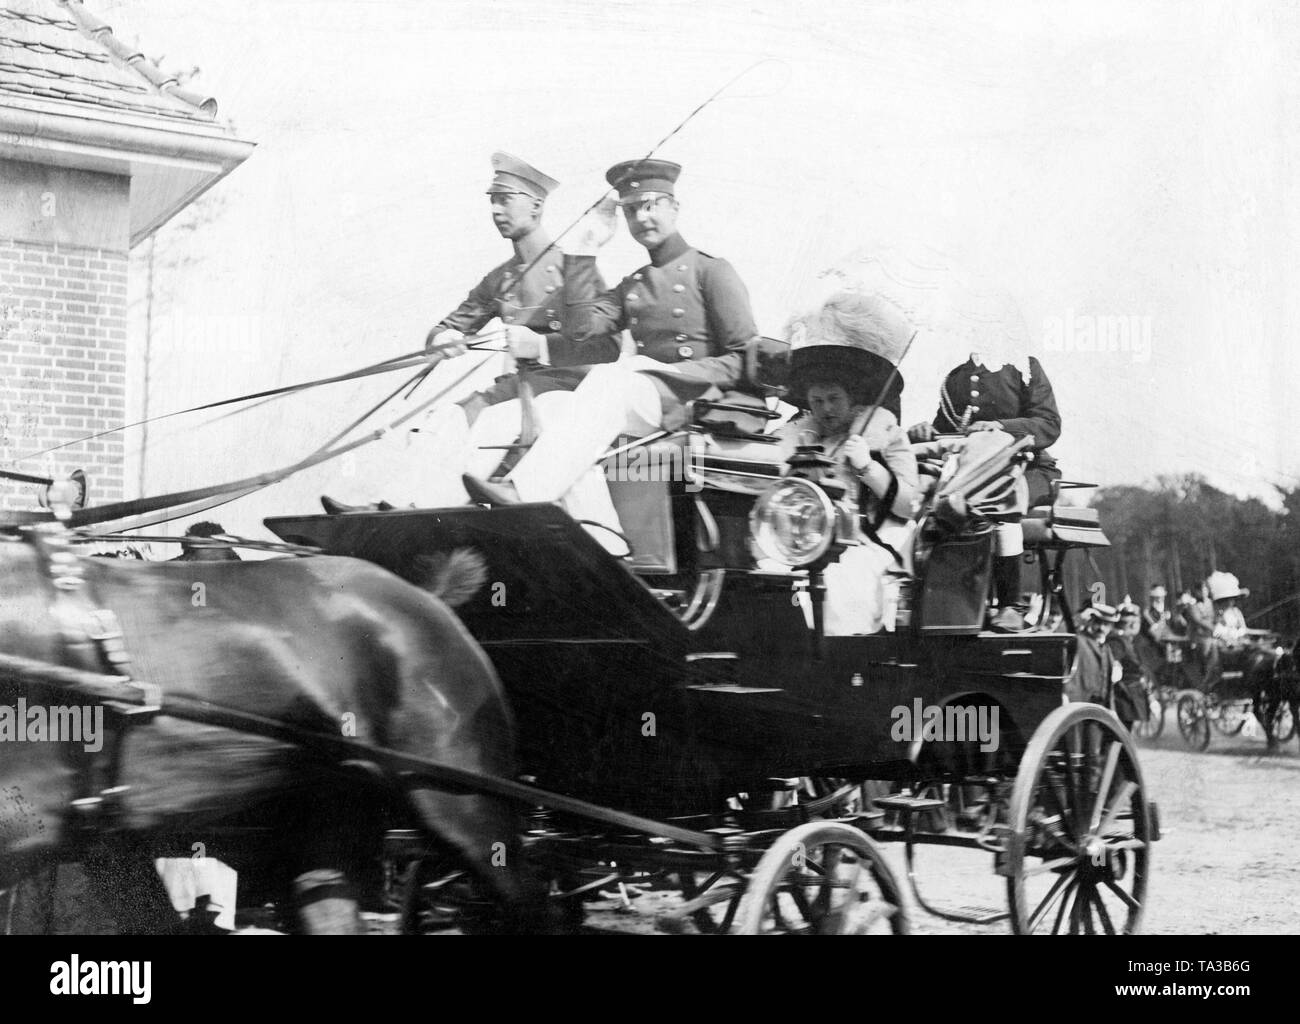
[960,775,1004,788]
[872,795,948,812]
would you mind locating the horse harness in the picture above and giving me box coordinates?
[19,524,161,837]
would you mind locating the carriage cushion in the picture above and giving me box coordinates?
[1022,504,1109,547]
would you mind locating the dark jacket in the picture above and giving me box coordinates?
[562,233,758,425]
[932,357,1061,470]
[1066,632,1114,705]
[438,243,618,369]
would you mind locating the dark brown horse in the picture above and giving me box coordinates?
[1253,639,1300,752]
[0,536,522,933]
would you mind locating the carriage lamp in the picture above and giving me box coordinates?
[749,477,848,566]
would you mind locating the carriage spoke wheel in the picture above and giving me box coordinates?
[735,822,910,935]
[1209,697,1249,737]
[1176,695,1210,751]
[1006,704,1153,935]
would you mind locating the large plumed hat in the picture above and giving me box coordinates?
[784,291,914,416]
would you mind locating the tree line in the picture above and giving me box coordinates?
[1081,475,1300,638]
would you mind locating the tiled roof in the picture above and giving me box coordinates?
[0,0,217,123]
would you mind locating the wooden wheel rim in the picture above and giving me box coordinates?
[1005,704,1153,935]
[735,822,910,935]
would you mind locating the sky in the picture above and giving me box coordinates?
[81,0,1300,538]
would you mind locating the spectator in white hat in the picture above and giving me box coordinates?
[1207,572,1250,645]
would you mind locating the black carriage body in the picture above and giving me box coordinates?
[266,504,1072,817]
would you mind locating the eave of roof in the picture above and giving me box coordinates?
[0,1,254,246]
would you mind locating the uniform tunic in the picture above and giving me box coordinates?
[931,357,1062,505]
[562,232,757,426]
[440,242,618,412]
[437,242,615,366]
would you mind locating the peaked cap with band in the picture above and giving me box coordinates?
[606,158,682,205]
[485,151,559,200]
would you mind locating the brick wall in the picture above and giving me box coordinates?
[0,238,127,509]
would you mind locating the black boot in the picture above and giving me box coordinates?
[991,555,1026,632]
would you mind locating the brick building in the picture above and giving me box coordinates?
[0,0,250,508]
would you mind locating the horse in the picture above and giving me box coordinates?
[0,534,527,934]
[1251,638,1300,752]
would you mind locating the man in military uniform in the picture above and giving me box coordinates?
[322,153,616,512]
[463,158,758,509]
[908,351,1063,631]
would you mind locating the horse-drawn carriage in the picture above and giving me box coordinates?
[0,374,1163,935]
[254,402,1158,935]
[1137,631,1296,751]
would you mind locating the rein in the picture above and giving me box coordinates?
[0,353,494,534]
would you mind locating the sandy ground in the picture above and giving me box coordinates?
[581,726,1300,936]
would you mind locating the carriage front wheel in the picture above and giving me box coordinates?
[735,822,910,935]
[1004,704,1155,935]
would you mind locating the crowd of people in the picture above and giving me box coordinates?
[1070,570,1257,730]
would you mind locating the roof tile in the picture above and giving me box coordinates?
[0,0,220,123]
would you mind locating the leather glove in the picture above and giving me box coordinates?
[907,421,936,443]
[563,196,618,256]
[426,327,467,358]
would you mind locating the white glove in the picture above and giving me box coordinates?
[563,196,618,256]
[426,327,467,358]
[504,325,547,362]
[842,435,876,472]
[472,322,548,363]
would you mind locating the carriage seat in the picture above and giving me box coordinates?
[1021,481,1110,548]
[605,397,789,574]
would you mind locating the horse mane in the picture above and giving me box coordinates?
[411,548,488,609]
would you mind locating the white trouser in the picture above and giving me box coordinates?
[506,362,663,502]
[461,383,639,555]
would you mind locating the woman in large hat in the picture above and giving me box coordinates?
[1206,571,1250,644]
[771,291,919,635]
[777,290,917,524]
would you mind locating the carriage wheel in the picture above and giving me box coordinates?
[1005,704,1154,935]
[1274,703,1297,743]
[1209,698,1248,736]
[1176,695,1211,751]
[676,871,745,934]
[734,822,910,935]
